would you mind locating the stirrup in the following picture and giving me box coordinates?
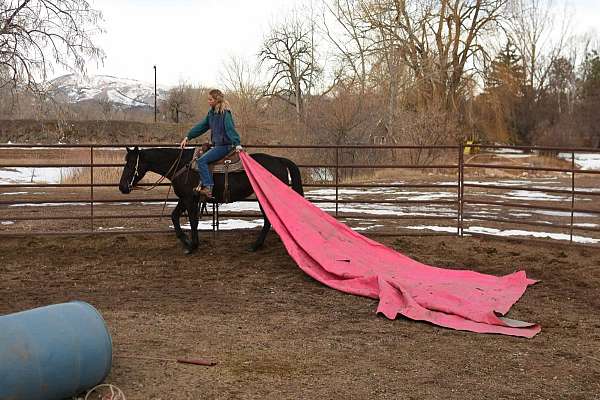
[197,187,213,200]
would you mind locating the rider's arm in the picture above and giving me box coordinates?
[224,111,241,146]
[186,113,210,140]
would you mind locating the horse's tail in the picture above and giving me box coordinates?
[279,157,304,196]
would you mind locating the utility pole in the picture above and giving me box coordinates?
[153,65,157,123]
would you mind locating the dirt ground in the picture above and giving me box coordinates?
[1,231,599,399]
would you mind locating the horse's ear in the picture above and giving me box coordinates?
[126,147,131,153]
[134,146,139,152]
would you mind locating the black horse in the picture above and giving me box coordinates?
[118,147,304,254]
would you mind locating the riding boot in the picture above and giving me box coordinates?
[197,186,213,201]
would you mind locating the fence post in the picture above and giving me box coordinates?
[90,146,94,232]
[335,146,339,217]
[570,152,575,244]
[457,144,463,237]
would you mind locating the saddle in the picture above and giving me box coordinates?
[185,143,244,203]
[191,143,245,174]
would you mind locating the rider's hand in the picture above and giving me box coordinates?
[235,145,243,153]
[180,137,188,148]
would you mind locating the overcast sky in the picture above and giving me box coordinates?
[63,0,600,88]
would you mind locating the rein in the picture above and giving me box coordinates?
[130,148,186,218]
[131,148,185,192]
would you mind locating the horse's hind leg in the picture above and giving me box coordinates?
[250,205,271,252]
[172,200,192,250]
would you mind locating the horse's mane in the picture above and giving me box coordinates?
[142,147,195,164]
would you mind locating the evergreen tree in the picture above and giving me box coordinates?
[581,51,600,97]
[481,42,528,143]
[485,42,526,94]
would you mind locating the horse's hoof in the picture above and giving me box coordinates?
[248,244,260,252]
[184,243,199,255]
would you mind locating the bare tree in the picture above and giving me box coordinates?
[507,0,571,95]
[218,55,264,130]
[320,0,372,96]
[0,0,104,92]
[360,0,508,113]
[98,96,113,120]
[220,55,261,102]
[166,82,195,123]
[259,14,320,119]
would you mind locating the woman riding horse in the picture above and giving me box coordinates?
[179,89,243,200]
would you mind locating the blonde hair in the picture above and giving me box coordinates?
[209,89,231,114]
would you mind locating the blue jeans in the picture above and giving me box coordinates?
[196,145,232,187]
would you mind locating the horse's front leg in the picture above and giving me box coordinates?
[172,200,191,249]
[183,198,200,254]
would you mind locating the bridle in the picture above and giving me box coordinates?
[128,152,141,190]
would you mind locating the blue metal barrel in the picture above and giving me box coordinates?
[0,301,113,400]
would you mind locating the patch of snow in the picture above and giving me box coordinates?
[533,210,597,218]
[404,224,599,244]
[1,221,14,225]
[0,191,29,196]
[503,190,568,201]
[465,226,600,244]
[509,212,533,217]
[0,167,71,184]
[490,147,525,154]
[352,224,384,231]
[307,188,391,196]
[9,202,89,207]
[573,223,598,228]
[139,201,178,206]
[219,202,262,212]
[558,152,600,171]
[496,154,531,159]
[317,202,456,217]
[307,188,456,202]
[178,218,264,230]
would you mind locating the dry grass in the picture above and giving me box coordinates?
[63,150,163,185]
[0,147,161,185]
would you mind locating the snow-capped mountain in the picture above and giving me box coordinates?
[48,74,169,108]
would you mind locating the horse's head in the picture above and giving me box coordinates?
[119,147,148,194]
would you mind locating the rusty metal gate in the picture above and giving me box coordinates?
[1,143,598,246]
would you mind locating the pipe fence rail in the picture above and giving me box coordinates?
[0,143,599,246]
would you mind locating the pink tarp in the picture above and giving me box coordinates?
[240,153,541,338]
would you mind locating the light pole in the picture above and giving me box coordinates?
[153,65,157,123]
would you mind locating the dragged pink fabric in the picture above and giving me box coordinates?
[241,153,540,338]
